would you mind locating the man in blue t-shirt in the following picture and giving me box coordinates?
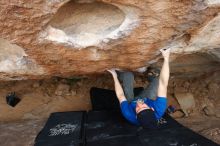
[108,48,170,129]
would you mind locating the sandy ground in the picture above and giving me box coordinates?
[177,115,220,144]
[0,119,45,146]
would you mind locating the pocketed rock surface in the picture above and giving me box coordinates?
[0,0,220,80]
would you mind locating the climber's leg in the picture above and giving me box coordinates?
[117,71,134,102]
[135,67,160,99]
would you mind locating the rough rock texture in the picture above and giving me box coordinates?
[1,0,220,80]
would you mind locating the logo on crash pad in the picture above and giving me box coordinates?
[49,124,77,136]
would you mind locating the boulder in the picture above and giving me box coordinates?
[174,92,195,116]
[0,1,220,80]
[170,110,185,119]
[203,106,216,117]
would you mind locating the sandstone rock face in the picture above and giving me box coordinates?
[203,106,216,116]
[174,92,195,116]
[0,0,220,80]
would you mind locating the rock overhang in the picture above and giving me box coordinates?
[0,0,220,80]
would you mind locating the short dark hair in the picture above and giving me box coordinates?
[137,109,158,129]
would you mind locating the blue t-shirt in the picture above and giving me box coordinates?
[120,97,167,125]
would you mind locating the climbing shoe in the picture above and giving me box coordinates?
[145,66,160,82]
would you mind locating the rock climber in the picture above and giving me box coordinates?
[108,48,170,129]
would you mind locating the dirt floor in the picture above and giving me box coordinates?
[0,71,219,146]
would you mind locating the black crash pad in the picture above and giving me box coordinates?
[86,110,138,142]
[34,111,85,146]
[88,87,219,146]
[35,110,219,146]
[90,87,143,111]
[87,135,143,146]
[85,110,219,146]
[34,87,219,146]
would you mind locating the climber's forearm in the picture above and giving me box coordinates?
[157,58,170,97]
[112,75,126,103]
[160,58,170,87]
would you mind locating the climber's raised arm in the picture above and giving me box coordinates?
[157,48,170,98]
[108,69,126,103]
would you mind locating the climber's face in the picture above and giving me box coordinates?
[136,99,154,114]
